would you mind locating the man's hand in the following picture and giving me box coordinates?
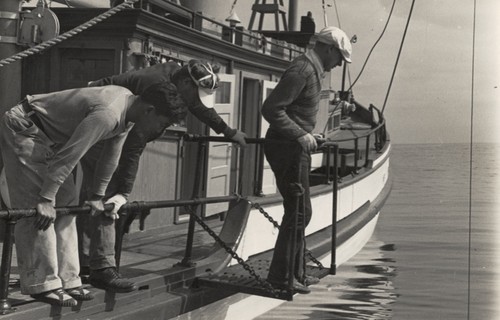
[85,194,105,217]
[230,130,247,147]
[35,198,56,231]
[104,194,128,220]
[297,133,317,153]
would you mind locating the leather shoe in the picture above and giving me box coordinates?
[89,267,137,293]
[267,278,311,294]
[302,275,320,286]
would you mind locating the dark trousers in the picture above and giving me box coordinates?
[264,130,312,283]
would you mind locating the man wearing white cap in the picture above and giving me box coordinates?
[78,60,247,293]
[262,26,352,294]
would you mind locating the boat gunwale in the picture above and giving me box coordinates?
[246,138,391,207]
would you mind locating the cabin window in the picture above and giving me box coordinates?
[215,81,231,104]
[327,113,341,131]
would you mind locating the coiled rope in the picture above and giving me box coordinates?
[0,0,139,68]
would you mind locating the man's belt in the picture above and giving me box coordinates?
[21,99,44,131]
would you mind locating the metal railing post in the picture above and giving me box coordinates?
[365,135,371,167]
[179,141,207,267]
[0,219,15,315]
[325,146,331,184]
[354,138,359,171]
[330,145,338,275]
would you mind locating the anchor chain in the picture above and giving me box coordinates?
[186,207,280,298]
[245,197,325,270]
[305,249,325,270]
[248,200,280,229]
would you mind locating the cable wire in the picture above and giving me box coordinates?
[348,0,396,91]
[467,1,477,318]
[381,0,416,114]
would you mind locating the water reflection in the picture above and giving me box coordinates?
[257,239,398,320]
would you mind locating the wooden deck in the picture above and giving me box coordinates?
[0,218,230,320]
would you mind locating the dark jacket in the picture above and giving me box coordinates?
[261,55,321,140]
[89,62,232,197]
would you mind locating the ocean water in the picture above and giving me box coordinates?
[256,143,500,320]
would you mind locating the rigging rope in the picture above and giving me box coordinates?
[381,0,416,114]
[348,0,396,91]
[0,0,139,68]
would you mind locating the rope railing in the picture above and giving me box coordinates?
[0,0,139,68]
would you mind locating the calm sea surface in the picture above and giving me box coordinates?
[256,143,500,320]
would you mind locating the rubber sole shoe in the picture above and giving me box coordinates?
[303,275,320,286]
[89,267,137,293]
[267,279,311,294]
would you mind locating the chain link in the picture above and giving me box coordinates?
[305,249,325,270]
[187,207,280,298]
[248,201,280,229]
[245,196,325,270]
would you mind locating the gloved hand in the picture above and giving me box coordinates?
[297,133,317,153]
[104,194,127,220]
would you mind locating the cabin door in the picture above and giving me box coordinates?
[260,80,278,195]
[205,73,236,217]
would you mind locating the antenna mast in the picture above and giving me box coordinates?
[321,0,328,27]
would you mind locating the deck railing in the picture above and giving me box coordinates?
[136,0,304,61]
[0,111,387,313]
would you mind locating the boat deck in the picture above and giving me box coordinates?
[0,218,227,319]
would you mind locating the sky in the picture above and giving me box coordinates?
[230,0,500,145]
[48,0,499,145]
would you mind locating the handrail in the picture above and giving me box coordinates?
[320,118,386,144]
[0,196,239,220]
[0,194,240,314]
[140,0,302,56]
[184,118,386,146]
[0,122,387,312]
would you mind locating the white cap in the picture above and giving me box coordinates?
[316,26,352,63]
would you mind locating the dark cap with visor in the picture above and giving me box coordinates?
[187,59,220,108]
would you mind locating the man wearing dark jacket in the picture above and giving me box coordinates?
[79,60,247,293]
[262,27,352,294]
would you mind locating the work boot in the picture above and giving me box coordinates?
[302,275,320,286]
[89,267,137,293]
[267,278,311,294]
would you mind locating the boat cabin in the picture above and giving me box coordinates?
[19,0,337,232]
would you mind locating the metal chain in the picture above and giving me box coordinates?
[245,196,325,269]
[186,208,280,298]
[247,200,280,229]
[305,249,325,269]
